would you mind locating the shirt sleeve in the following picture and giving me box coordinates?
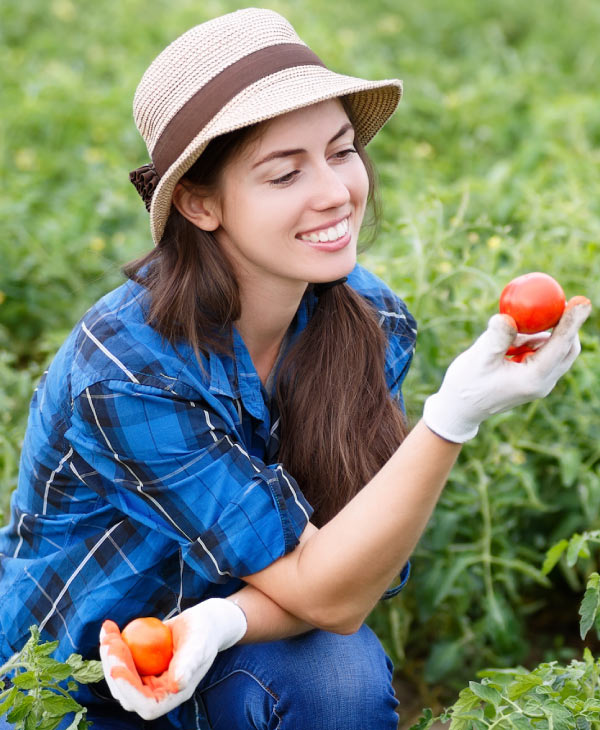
[379,296,418,412]
[65,379,313,584]
[377,294,417,596]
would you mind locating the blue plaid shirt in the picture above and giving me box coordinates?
[0,263,416,720]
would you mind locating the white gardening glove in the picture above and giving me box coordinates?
[423,296,591,443]
[99,598,247,721]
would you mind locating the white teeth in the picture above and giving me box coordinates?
[300,217,349,243]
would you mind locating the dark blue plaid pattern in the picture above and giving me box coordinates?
[0,263,416,724]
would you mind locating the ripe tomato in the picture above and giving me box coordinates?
[121,617,173,676]
[499,272,566,334]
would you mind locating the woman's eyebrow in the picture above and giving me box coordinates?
[252,122,354,169]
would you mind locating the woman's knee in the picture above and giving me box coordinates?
[198,624,399,730]
[276,625,399,729]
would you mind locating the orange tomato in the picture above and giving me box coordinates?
[121,617,173,676]
[499,272,566,334]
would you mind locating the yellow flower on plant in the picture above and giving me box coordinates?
[15,149,36,172]
[51,0,75,21]
[89,237,105,252]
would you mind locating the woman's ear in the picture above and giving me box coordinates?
[172,182,221,231]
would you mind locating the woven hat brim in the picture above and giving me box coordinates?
[149,65,402,246]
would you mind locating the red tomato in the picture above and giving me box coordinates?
[505,344,537,362]
[121,617,173,676]
[499,272,566,334]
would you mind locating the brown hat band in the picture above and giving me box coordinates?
[130,43,326,210]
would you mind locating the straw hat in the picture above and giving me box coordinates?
[130,7,403,246]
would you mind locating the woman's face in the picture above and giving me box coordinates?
[209,99,370,292]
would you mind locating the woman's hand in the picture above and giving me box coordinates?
[99,598,247,720]
[423,296,592,443]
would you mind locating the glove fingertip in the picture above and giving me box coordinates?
[565,295,591,309]
[499,313,517,331]
[488,312,517,334]
[100,619,120,641]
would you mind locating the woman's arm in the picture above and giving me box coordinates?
[226,583,314,642]
[244,420,459,634]
[243,302,591,634]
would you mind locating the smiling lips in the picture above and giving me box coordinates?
[298,216,350,244]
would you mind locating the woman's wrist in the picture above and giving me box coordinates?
[227,586,314,644]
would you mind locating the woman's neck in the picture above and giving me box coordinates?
[235,277,307,384]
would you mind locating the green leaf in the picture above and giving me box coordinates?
[35,640,60,658]
[449,715,474,730]
[579,572,600,640]
[25,703,46,730]
[409,708,438,730]
[8,694,35,723]
[542,700,573,730]
[576,717,591,730]
[507,713,533,730]
[42,693,82,717]
[559,448,581,487]
[563,696,583,712]
[12,671,38,690]
[39,658,74,682]
[469,681,503,707]
[523,699,545,718]
[424,640,464,683]
[551,673,568,691]
[567,534,590,567]
[65,655,103,684]
[452,687,483,714]
[582,698,600,712]
[507,673,544,700]
[36,717,66,730]
[69,660,103,684]
[0,686,19,716]
[542,539,569,575]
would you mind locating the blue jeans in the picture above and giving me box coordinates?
[0,625,399,729]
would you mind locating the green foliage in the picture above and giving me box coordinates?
[411,649,600,730]
[409,535,600,730]
[542,532,600,642]
[0,626,103,730]
[0,353,42,521]
[2,0,600,698]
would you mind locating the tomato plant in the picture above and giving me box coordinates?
[121,617,173,677]
[499,272,566,334]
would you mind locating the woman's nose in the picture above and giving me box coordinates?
[309,163,351,210]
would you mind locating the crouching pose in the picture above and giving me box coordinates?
[0,8,590,730]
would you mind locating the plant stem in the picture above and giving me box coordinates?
[473,461,502,625]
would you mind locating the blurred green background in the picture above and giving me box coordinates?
[2,0,600,722]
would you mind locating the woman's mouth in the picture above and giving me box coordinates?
[297,217,351,251]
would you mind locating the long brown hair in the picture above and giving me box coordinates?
[124,99,408,526]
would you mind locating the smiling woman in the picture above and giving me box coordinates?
[0,6,591,730]
[173,102,368,303]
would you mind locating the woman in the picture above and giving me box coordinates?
[0,8,590,730]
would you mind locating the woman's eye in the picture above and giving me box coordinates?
[269,170,300,186]
[333,147,357,160]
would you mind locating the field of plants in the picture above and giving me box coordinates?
[2,0,600,725]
